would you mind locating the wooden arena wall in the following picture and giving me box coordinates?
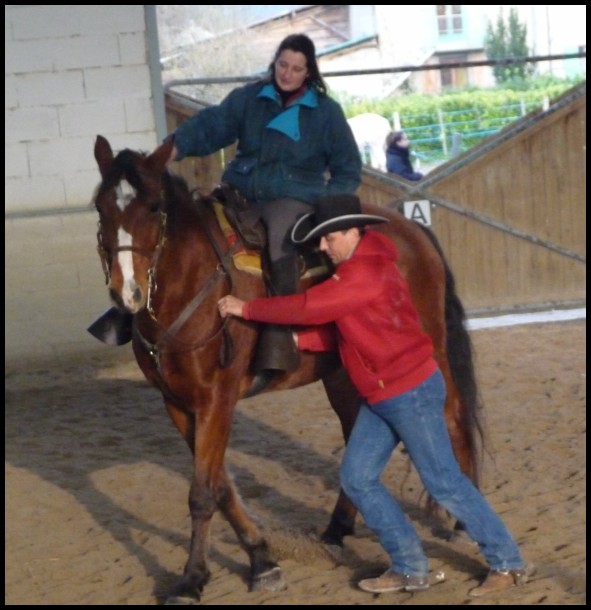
[166,83,586,314]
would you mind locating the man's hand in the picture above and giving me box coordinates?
[218,295,246,318]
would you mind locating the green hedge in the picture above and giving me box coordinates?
[336,76,584,160]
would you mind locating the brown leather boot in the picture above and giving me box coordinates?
[358,570,431,593]
[469,563,535,597]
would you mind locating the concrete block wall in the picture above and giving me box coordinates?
[5,212,117,366]
[5,6,159,365]
[5,5,158,213]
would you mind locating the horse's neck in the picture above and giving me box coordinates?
[166,201,220,272]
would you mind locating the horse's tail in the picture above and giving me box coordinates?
[416,223,485,485]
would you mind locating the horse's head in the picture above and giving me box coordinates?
[93,135,174,314]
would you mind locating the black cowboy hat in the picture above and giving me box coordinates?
[291,194,388,244]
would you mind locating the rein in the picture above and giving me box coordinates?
[132,193,237,371]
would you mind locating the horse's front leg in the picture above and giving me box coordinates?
[216,467,285,592]
[165,472,216,605]
[165,398,230,605]
[166,393,283,605]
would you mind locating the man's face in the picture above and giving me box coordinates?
[319,228,361,265]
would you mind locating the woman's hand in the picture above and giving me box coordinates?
[218,295,246,318]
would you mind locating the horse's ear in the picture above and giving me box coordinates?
[144,138,175,174]
[94,135,114,178]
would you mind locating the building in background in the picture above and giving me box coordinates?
[159,5,586,100]
[5,4,587,213]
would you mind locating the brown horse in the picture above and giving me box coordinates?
[91,135,482,605]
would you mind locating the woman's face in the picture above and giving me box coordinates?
[274,49,309,92]
[396,133,410,148]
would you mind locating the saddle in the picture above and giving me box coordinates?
[210,184,329,281]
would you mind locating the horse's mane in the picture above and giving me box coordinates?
[96,148,198,216]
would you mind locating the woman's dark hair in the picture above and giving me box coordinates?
[385,131,406,148]
[267,33,327,96]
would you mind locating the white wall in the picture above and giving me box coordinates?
[5,5,159,213]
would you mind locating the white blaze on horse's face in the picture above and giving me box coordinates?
[115,180,141,312]
[116,180,135,211]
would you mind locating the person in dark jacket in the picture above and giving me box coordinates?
[385,131,424,180]
[167,34,362,386]
[217,194,533,598]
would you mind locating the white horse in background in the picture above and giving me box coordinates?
[347,112,392,171]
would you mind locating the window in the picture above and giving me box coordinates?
[437,5,463,36]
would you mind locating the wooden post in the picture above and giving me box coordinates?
[437,107,448,156]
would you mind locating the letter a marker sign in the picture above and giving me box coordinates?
[403,200,431,226]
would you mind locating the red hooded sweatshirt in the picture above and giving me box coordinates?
[243,230,438,404]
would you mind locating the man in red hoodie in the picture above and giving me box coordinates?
[218,194,532,597]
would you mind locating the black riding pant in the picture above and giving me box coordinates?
[256,198,314,295]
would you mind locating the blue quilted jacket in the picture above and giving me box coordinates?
[172,81,362,203]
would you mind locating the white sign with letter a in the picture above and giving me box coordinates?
[403,200,431,226]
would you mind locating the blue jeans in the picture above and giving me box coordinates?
[340,369,524,577]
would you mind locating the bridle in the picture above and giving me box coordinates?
[96,208,168,320]
[95,187,236,370]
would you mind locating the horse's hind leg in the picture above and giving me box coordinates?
[321,490,358,547]
[216,468,285,592]
[320,366,360,546]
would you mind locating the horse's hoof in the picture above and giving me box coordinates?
[250,566,287,592]
[320,533,344,547]
[164,588,202,605]
[320,522,353,548]
[164,594,200,605]
[321,542,346,564]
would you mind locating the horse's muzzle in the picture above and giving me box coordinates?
[87,306,133,345]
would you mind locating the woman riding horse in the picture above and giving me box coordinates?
[166,33,362,387]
